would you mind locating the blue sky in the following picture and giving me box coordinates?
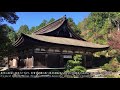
[4,12,90,31]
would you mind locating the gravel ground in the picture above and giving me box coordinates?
[87,68,120,78]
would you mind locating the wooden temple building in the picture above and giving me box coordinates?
[11,16,109,69]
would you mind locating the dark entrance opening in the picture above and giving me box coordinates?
[34,54,46,68]
[46,54,60,68]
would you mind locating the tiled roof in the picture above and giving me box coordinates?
[33,16,66,35]
[19,34,109,49]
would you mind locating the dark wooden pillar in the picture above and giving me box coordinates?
[29,48,34,68]
[45,48,48,67]
[59,49,64,67]
[60,54,64,67]
[31,56,34,68]
[72,50,75,59]
[8,57,10,68]
[32,47,35,67]
[84,52,87,68]
[45,54,48,67]
[87,52,93,68]
[91,53,95,68]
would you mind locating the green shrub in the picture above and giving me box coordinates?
[69,66,86,72]
[65,54,86,73]
[101,58,119,72]
[66,60,80,70]
[64,66,86,78]
[101,63,118,72]
[105,75,115,78]
[116,56,120,63]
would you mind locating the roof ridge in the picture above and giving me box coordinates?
[33,15,66,34]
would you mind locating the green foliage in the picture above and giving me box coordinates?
[101,63,118,72]
[7,27,17,42]
[105,75,115,78]
[100,19,112,35]
[96,38,107,45]
[0,25,17,57]
[68,17,81,35]
[68,66,86,72]
[37,20,47,29]
[29,26,36,34]
[17,25,29,36]
[79,12,120,45]
[88,31,93,36]
[65,54,86,73]
[0,12,19,24]
[116,56,120,63]
[78,18,88,31]
[64,54,86,78]
[108,50,117,56]
[48,18,55,24]
[29,18,55,34]
[101,58,119,72]
[66,60,80,70]
[73,54,82,61]
[94,51,108,57]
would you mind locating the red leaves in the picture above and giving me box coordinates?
[108,31,120,52]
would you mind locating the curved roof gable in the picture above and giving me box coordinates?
[33,15,86,41]
[33,16,66,35]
